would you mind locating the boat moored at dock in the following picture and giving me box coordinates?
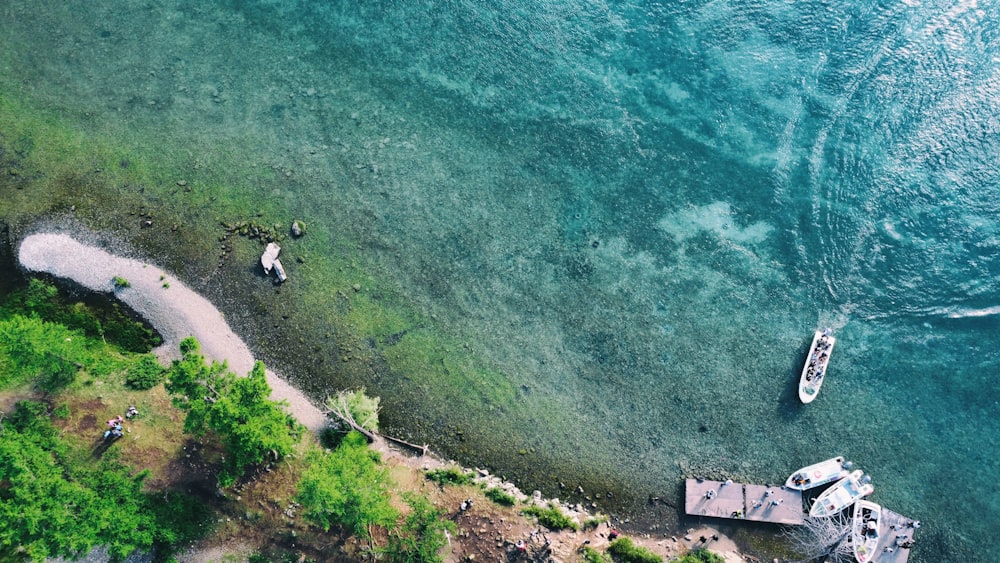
[809,469,874,517]
[785,456,853,490]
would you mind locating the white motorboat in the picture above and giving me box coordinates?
[809,470,873,518]
[785,456,852,490]
[851,499,882,563]
[799,329,835,403]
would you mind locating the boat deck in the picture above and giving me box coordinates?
[685,479,918,561]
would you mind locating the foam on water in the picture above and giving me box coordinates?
[2,1,999,560]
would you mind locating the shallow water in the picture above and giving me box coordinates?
[2,1,999,560]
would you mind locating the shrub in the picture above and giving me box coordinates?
[125,354,166,390]
[113,276,131,289]
[296,432,398,539]
[607,537,662,563]
[425,467,473,487]
[677,548,725,563]
[582,545,613,563]
[521,503,579,531]
[582,515,608,530]
[483,487,517,507]
[385,493,456,563]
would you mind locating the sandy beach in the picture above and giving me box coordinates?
[17,232,329,433]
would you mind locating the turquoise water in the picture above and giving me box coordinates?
[3,1,999,560]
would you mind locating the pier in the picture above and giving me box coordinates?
[685,479,918,561]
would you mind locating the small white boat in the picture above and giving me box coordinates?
[809,470,873,517]
[851,500,882,563]
[785,456,852,490]
[799,329,835,403]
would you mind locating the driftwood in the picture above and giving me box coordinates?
[323,408,377,443]
[380,434,429,457]
[321,409,428,456]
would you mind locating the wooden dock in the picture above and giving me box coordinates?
[685,479,804,525]
[685,479,919,561]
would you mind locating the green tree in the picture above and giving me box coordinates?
[165,337,301,486]
[0,402,159,562]
[385,493,456,563]
[296,432,398,540]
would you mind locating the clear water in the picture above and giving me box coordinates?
[3,1,999,560]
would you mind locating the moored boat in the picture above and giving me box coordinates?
[785,456,853,490]
[809,470,874,518]
[852,500,883,563]
[798,329,835,403]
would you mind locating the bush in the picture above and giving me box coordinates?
[424,467,473,487]
[521,503,579,531]
[125,355,166,390]
[582,545,613,563]
[483,487,517,506]
[296,432,398,539]
[325,388,381,432]
[676,548,725,563]
[113,276,131,289]
[606,537,662,563]
[385,493,456,563]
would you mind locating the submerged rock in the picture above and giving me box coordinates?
[291,220,305,238]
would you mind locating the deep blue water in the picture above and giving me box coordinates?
[2,1,999,560]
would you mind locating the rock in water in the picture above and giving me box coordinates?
[291,220,305,238]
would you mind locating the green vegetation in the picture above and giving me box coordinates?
[385,493,456,563]
[424,466,473,487]
[5,279,160,353]
[582,545,613,563]
[325,387,381,433]
[521,503,579,532]
[483,486,517,506]
[582,515,609,529]
[606,537,663,563]
[124,355,166,390]
[164,337,303,487]
[0,400,212,562]
[676,548,725,563]
[112,276,131,290]
[295,431,398,540]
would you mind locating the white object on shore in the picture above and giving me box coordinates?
[261,242,287,282]
[798,328,835,403]
[785,456,851,491]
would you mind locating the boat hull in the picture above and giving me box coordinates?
[785,456,849,490]
[809,470,874,518]
[798,329,835,403]
[852,500,882,563]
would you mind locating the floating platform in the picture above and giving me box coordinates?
[685,479,919,561]
[685,479,804,525]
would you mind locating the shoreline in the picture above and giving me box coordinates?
[17,230,751,562]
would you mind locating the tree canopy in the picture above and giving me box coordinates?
[164,337,302,487]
